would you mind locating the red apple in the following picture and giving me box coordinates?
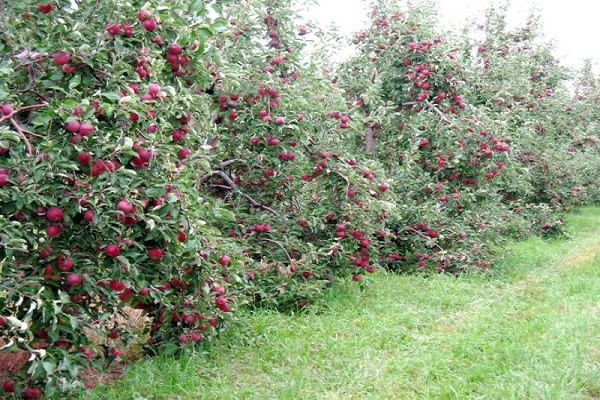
[65,120,81,133]
[2,379,15,393]
[1,103,13,116]
[171,130,184,141]
[168,44,183,55]
[78,122,94,136]
[46,224,62,237]
[53,52,70,65]
[58,256,73,271]
[267,137,280,146]
[143,18,158,32]
[109,280,125,291]
[122,23,134,37]
[46,207,63,222]
[104,243,120,257]
[66,273,83,286]
[218,255,230,265]
[116,199,134,214]
[76,152,91,164]
[37,4,53,13]
[22,387,42,400]
[106,22,120,35]
[83,209,94,222]
[215,297,227,307]
[148,83,161,95]
[148,247,163,260]
[177,148,191,159]
[62,64,76,74]
[0,172,9,187]
[137,9,151,21]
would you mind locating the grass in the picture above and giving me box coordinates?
[84,207,600,399]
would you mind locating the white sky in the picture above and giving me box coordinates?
[308,0,600,71]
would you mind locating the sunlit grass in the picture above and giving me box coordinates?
[84,207,600,399]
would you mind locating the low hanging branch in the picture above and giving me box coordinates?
[210,170,282,219]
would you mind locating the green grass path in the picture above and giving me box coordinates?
[86,208,600,399]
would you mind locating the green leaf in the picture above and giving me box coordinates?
[215,208,235,222]
[196,27,213,40]
[69,75,81,90]
[0,128,21,143]
[189,0,206,14]
[145,186,166,198]
[70,315,79,330]
[42,361,56,375]
[212,17,228,32]
[30,114,52,128]
[199,158,212,173]
[116,256,130,269]
[101,92,122,101]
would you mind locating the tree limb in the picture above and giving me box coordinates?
[219,159,246,168]
[211,170,282,219]
[8,117,35,155]
[426,102,453,124]
[258,238,293,263]
[400,226,446,252]
[365,123,376,153]
[0,102,48,124]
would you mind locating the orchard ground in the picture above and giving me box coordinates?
[84,207,600,399]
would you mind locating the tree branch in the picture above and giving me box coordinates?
[302,142,314,155]
[402,226,446,252]
[426,102,453,124]
[330,169,350,200]
[8,117,34,155]
[0,102,48,124]
[365,123,376,153]
[258,238,293,263]
[219,159,246,168]
[211,170,282,219]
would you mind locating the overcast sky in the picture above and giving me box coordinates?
[308,0,599,71]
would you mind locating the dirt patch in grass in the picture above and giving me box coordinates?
[561,241,600,269]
